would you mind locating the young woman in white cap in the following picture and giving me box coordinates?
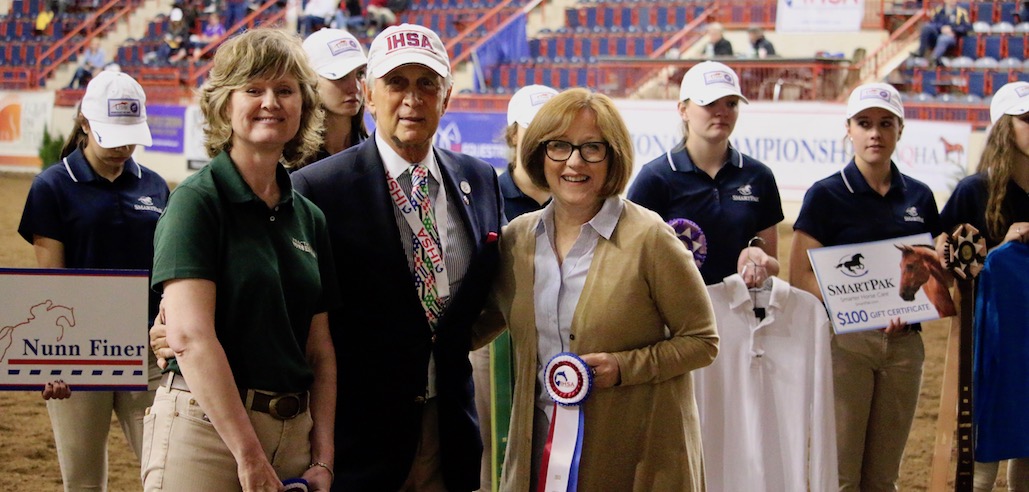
[17,70,168,491]
[938,81,1029,491]
[629,61,784,288]
[300,28,369,167]
[791,82,942,491]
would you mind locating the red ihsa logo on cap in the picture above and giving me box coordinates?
[386,31,434,53]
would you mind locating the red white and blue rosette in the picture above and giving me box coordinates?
[539,353,593,492]
[667,218,707,268]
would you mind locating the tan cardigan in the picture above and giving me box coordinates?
[492,199,719,492]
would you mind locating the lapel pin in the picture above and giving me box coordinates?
[460,181,471,194]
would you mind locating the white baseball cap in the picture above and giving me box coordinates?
[990,81,1029,124]
[846,82,904,121]
[679,61,748,105]
[169,7,183,22]
[507,85,558,128]
[303,28,367,80]
[81,71,152,148]
[367,23,450,79]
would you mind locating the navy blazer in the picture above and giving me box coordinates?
[291,137,504,492]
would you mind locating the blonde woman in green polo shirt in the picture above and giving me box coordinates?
[142,28,340,492]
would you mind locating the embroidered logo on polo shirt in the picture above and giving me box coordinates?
[731,184,759,202]
[903,206,925,223]
[292,238,317,258]
[133,196,163,213]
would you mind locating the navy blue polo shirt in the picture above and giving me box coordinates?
[18,148,169,319]
[499,170,548,221]
[941,173,1029,249]
[628,146,784,285]
[794,159,942,247]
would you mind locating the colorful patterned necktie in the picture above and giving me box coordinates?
[410,164,443,326]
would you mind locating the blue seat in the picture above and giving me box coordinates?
[920,69,938,95]
[1007,34,1024,59]
[999,1,1017,23]
[984,34,1003,59]
[968,70,986,96]
[974,2,994,23]
[992,70,1012,89]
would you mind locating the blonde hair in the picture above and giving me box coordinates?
[199,28,324,167]
[520,88,633,198]
[977,114,1019,242]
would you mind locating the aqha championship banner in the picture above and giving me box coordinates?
[0,269,150,391]
[0,91,55,169]
[616,100,972,201]
[775,0,865,33]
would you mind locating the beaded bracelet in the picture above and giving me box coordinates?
[308,461,334,484]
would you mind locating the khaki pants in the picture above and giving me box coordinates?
[974,458,1029,492]
[47,353,160,492]
[471,345,492,492]
[141,386,312,491]
[399,398,447,492]
[833,329,924,492]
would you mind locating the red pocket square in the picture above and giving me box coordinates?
[486,232,499,244]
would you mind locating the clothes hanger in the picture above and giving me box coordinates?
[741,236,771,319]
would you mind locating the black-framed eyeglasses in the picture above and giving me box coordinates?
[543,140,609,163]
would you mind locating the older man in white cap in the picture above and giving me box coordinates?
[291,23,505,492]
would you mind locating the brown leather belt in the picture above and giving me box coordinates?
[160,372,309,420]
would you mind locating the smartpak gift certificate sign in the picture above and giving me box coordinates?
[808,234,956,334]
[0,269,149,391]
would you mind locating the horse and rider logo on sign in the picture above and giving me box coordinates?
[810,233,956,334]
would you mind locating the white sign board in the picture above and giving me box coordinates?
[807,234,956,334]
[775,0,865,33]
[0,269,150,391]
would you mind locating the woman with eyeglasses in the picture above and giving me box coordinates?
[628,61,784,287]
[484,88,718,490]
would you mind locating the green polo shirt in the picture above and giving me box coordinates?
[152,151,340,392]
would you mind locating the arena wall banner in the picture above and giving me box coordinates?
[0,91,55,168]
[146,105,187,154]
[433,111,510,170]
[775,0,865,33]
[0,269,149,391]
[616,100,972,201]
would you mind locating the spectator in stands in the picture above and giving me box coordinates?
[158,8,191,64]
[223,0,248,33]
[629,61,784,288]
[19,70,166,492]
[66,38,108,89]
[913,0,971,67]
[190,13,226,61]
[704,22,733,58]
[747,27,775,58]
[937,81,1029,492]
[301,0,338,36]
[141,28,336,492]
[1018,1,1029,24]
[298,28,369,166]
[34,4,55,37]
[366,0,406,35]
[791,82,941,492]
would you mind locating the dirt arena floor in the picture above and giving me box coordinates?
[0,171,1006,490]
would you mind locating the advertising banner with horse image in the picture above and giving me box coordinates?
[808,233,957,334]
[0,269,149,391]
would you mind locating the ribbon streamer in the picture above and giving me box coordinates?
[538,353,593,492]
